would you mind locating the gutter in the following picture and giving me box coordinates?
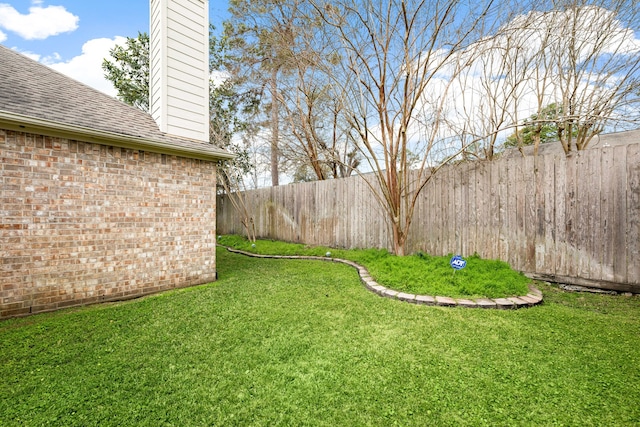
[0,111,235,162]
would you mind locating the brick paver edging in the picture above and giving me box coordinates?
[222,246,543,309]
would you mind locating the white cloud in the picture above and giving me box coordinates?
[14,49,41,61]
[0,28,6,42]
[43,37,127,97]
[412,5,640,146]
[211,70,229,87]
[0,3,79,40]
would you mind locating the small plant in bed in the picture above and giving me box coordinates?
[217,235,531,299]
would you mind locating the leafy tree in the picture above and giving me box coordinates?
[225,0,306,186]
[103,27,255,157]
[225,0,362,184]
[504,104,564,148]
[208,26,260,167]
[102,32,149,111]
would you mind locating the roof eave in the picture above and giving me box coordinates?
[0,111,235,162]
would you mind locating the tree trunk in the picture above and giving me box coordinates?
[391,220,406,256]
[270,66,280,186]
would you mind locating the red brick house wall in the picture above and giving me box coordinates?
[1,129,218,318]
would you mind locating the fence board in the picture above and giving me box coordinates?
[543,155,556,274]
[421,176,433,254]
[516,156,526,268]
[335,179,343,247]
[600,147,614,282]
[589,150,603,281]
[524,155,536,272]
[627,143,640,284]
[467,163,478,256]
[454,165,463,255]
[485,163,493,258]
[441,165,451,254]
[505,157,518,269]
[576,152,591,279]
[478,162,490,258]
[535,156,546,272]
[565,154,578,278]
[434,171,444,255]
[458,164,467,256]
[490,162,499,259]
[497,160,507,262]
[554,154,567,276]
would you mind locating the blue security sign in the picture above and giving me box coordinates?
[450,255,467,270]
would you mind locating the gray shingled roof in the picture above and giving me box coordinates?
[0,44,232,161]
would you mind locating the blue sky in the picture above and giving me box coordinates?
[0,0,230,96]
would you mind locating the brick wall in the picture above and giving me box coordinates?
[1,129,218,319]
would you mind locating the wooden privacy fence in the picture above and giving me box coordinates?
[217,142,640,293]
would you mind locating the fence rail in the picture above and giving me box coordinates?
[218,142,640,292]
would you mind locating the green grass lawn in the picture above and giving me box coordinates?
[1,248,639,426]
[218,235,531,299]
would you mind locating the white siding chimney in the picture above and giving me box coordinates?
[149,0,209,143]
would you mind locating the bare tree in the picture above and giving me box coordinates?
[279,48,334,180]
[508,0,640,154]
[218,166,257,242]
[451,9,540,160]
[447,0,640,158]
[553,2,640,152]
[310,0,499,255]
[279,60,361,181]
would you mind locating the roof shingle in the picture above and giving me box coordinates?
[0,44,231,161]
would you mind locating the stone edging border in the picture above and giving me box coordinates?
[223,246,543,309]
